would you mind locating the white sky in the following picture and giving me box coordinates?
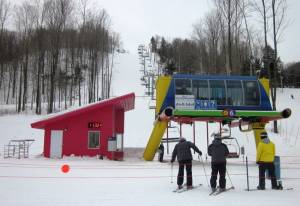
[91,0,300,63]
[91,0,213,51]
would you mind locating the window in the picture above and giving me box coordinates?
[243,81,260,106]
[88,131,100,149]
[209,80,226,105]
[116,134,123,151]
[192,80,209,100]
[226,80,244,106]
[175,79,192,95]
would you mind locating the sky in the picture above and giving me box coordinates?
[90,0,300,63]
[91,0,212,51]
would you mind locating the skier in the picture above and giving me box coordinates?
[158,143,164,162]
[208,134,229,192]
[170,137,202,190]
[256,132,281,190]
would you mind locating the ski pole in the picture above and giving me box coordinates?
[226,167,234,189]
[199,155,210,187]
[171,162,174,183]
[246,156,249,191]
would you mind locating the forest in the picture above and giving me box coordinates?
[0,0,120,114]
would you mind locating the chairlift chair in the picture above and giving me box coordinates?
[222,136,240,158]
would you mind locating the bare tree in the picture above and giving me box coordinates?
[0,0,9,31]
[14,1,37,112]
[30,0,46,114]
[262,0,269,50]
[270,0,288,133]
[191,4,253,75]
[214,0,236,75]
[44,0,73,113]
[106,32,119,97]
[203,10,221,73]
[75,0,90,106]
[251,0,271,71]
[0,0,10,90]
[237,0,255,74]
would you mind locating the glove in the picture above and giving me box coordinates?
[170,160,174,163]
[256,161,259,165]
[198,151,202,156]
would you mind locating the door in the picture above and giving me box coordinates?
[50,130,63,158]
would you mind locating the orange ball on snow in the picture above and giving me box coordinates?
[61,164,70,173]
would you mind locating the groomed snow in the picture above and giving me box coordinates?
[0,53,300,206]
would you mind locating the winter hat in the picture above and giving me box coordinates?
[213,138,222,144]
[213,133,221,139]
[260,132,268,139]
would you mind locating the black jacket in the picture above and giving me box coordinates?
[158,144,164,154]
[171,139,202,162]
[208,138,229,163]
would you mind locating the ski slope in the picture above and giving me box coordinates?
[0,53,300,206]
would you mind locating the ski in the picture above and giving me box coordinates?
[281,187,294,190]
[173,188,184,193]
[173,184,202,193]
[177,185,202,193]
[209,186,220,195]
[211,186,234,196]
[209,189,217,196]
[246,187,293,191]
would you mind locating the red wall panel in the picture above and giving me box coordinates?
[44,105,122,158]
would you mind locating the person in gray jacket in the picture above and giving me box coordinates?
[171,137,202,189]
[208,135,229,192]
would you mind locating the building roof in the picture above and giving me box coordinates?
[31,93,135,129]
[172,74,258,80]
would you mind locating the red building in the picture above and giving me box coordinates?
[31,93,135,160]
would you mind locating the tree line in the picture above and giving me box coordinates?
[148,0,288,133]
[151,0,287,77]
[283,62,300,88]
[0,0,120,114]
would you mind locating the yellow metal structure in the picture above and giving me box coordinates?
[143,121,168,161]
[252,78,269,148]
[143,76,171,161]
[155,76,172,115]
[259,77,270,97]
[251,122,267,147]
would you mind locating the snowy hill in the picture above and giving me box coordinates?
[0,52,300,206]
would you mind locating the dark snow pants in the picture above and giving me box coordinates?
[210,162,226,189]
[158,151,164,162]
[177,160,192,186]
[258,162,277,188]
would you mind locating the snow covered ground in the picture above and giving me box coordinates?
[1,53,300,206]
